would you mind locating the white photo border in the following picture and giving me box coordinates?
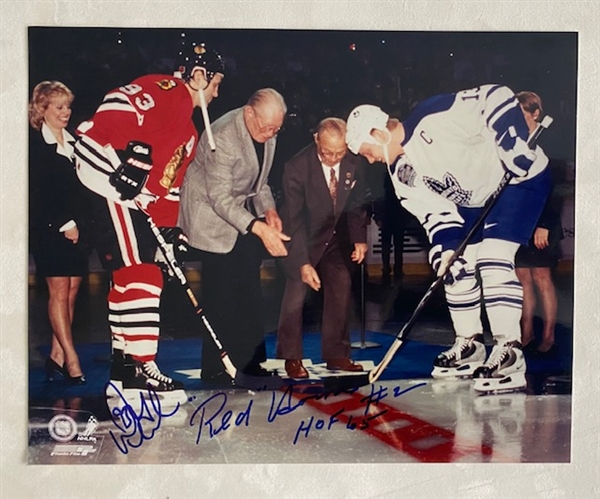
[1,1,598,497]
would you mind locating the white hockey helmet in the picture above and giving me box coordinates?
[345,104,390,154]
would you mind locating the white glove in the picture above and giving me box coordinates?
[428,245,468,285]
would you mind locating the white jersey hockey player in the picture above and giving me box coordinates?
[346,84,551,393]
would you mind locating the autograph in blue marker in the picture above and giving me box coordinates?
[293,382,427,444]
[107,380,428,452]
[189,392,253,445]
[106,382,181,454]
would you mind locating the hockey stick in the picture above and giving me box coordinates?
[367,114,554,384]
[148,218,284,390]
[325,115,553,391]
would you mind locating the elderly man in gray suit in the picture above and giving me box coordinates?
[179,88,289,386]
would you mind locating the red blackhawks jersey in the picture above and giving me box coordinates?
[74,74,198,226]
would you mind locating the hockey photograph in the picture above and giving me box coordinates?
[25,26,577,469]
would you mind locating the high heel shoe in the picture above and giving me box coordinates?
[531,344,558,359]
[45,357,65,381]
[45,357,86,384]
[522,341,539,356]
[63,362,87,385]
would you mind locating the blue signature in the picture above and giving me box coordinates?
[267,383,359,424]
[293,382,427,445]
[106,382,181,454]
[189,392,253,445]
[107,380,427,451]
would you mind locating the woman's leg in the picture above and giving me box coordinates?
[67,276,82,324]
[515,267,536,347]
[531,267,557,351]
[46,276,83,377]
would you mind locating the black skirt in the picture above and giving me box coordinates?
[31,230,89,278]
[515,243,560,268]
[515,224,563,269]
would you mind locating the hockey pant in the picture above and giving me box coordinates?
[96,199,164,361]
[445,238,522,344]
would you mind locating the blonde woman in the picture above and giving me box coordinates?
[29,80,89,384]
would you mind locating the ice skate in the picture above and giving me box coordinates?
[108,358,188,405]
[472,341,527,394]
[431,334,486,379]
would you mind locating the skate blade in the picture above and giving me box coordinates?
[472,372,526,394]
[431,362,483,379]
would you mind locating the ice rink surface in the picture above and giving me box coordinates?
[27,271,573,465]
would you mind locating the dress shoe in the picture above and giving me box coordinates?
[45,358,65,381]
[63,362,87,385]
[522,341,539,356]
[201,370,236,388]
[532,344,558,359]
[326,358,364,372]
[242,364,277,377]
[284,359,309,379]
[46,357,86,384]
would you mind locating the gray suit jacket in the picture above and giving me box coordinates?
[178,107,277,253]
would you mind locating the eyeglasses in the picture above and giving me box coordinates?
[318,148,346,161]
[316,136,347,161]
[252,109,283,135]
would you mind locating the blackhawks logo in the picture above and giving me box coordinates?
[156,79,177,91]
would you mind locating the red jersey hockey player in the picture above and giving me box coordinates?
[74,42,225,398]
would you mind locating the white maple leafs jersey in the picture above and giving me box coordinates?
[388,84,548,249]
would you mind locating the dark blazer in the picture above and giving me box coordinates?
[29,127,91,253]
[276,143,368,360]
[280,143,367,278]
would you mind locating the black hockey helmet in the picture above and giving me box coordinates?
[175,42,225,82]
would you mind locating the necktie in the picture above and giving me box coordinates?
[329,167,338,207]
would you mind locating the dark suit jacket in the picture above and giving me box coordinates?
[281,144,368,278]
[29,127,91,252]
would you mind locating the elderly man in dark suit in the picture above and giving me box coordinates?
[277,117,368,379]
[179,88,289,385]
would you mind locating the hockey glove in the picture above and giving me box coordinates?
[497,130,537,178]
[110,141,153,200]
[154,226,190,278]
[160,227,190,264]
[428,244,468,286]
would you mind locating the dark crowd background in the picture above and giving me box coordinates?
[28,27,577,218]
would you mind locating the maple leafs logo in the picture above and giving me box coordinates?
[423,172,472,206]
